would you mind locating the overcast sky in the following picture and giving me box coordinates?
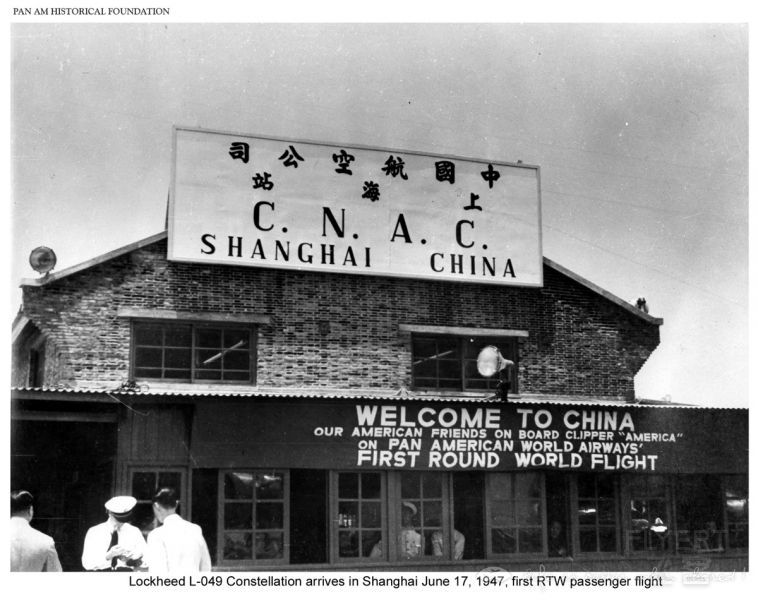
[10,21,748,407]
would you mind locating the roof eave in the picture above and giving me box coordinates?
[20,231,168,288]
[543,256,663,325]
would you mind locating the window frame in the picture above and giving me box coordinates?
[217,470,290,567]
[330,471,387,564]
[485,471,546,557]
[623,474,673,555]
[396,471,454,562]
[722,474,749,551]
[572,472,620,556]
[411,334,519,393]
[127,465,188,538]
[130,320,258,384]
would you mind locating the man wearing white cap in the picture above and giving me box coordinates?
[81,495,148,571]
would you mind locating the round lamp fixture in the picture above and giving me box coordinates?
[476,345,510,377]
[29,246,57,275]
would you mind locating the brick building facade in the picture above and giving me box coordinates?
[11,232,748,572]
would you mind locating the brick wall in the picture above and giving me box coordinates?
[17,239,659,396]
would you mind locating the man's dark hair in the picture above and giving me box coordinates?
[153,487,179,509]
[11,490,34,515]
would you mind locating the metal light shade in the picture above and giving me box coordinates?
[476,345,511,377]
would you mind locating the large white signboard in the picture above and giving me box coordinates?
[169,127,543,286]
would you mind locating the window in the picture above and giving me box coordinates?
[487,472,544,555]
[576,473,618,553]
[129,468,185,537]
[723,475,748,550]
[626,475,671,553]
[334,472,384,561]
[399,472,447,559]
[220,471,288,565]
[412,335,518,392]
[132,321,256,383]
[675,475,724,552]
[28,346,45,387]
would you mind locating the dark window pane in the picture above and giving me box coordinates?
[134,324,163,346]
[422,472,442,497]
[401,473,420,498]
[224,351,249,370]
[158,472,181,492]
[135,347,162,368]
[519,527,542,553]
[224,503,252,530]
[223,370,251,381]
[577,474,595,498]
[134,367,162,378]
[338,501,358,526]
[339,531,359,557]
[164,325,192,347]
[361,531,382,558]
[423,501,442,527]
[579,529,597,553]
[165,348,191,369]
[465,377,494,390]
[437,359,461,379]
[728,524,748,548]
[225,472,253,500]
[361,473,381,499]
[596,474,614,498]
[521,473,542,498]
[164,368,191,379]
[412,338,437,358]
[255,532,283,559]
[598,527,617,552]
[413,362,438,379]
[414,378,437,388]
[195,369,222,380]
[224,330,249,347]
[132,472,157,500]
[598,500,616,524]
[438,378,462,389]
[578,500,597,525]
[339,473,359,498]
[256,474,283,499]
[224,532,252,560]
[256,503,283,529]
[518,502,542,526]
[196,328,222,348]
[361,502,381,528]
[492,528,516,554]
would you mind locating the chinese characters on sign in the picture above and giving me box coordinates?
[170,128,542,286]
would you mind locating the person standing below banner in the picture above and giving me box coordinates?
[146,487,212,572]
[10,490,62,572]
[81,496,147,571]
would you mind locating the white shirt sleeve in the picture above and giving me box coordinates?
[146,529,168,573]
[82,523,148,571]
[198,532,212,572]
[122,524,149,569]
[81,525,111,571]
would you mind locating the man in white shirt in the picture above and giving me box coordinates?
[81,495,147,571]
[147,487,212,572]
[397,501,422,559]
[10,490,62,572]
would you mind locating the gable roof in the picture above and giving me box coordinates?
[19,231,662,325]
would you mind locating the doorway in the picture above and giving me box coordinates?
[11,418,117,571]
